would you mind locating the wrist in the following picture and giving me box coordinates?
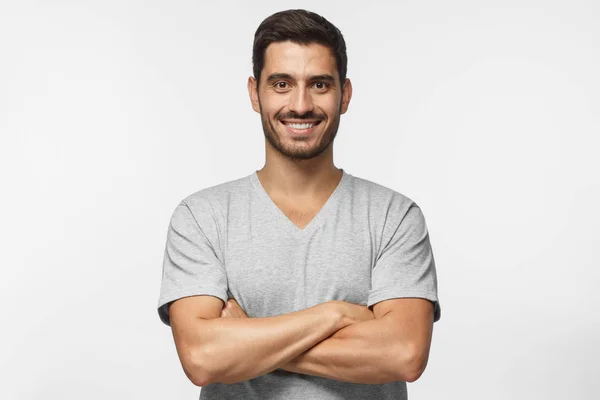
[323,300,347,331]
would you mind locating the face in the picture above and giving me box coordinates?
[248,41,352,161]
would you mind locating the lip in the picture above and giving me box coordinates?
[280,120,322,136]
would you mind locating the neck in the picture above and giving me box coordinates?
[256,146,342,200]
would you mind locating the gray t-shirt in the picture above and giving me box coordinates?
[158,169,441,400]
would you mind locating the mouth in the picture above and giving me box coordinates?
[279,120,323,136]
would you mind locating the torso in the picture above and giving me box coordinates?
[175,169,418,399]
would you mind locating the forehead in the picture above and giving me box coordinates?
[262,41,338,80]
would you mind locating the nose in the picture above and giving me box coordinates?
[289,85,314,116]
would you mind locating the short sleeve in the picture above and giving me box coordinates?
[157,201,229,326]
[367,202,441,322]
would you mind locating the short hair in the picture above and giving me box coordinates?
[252,9,348,86]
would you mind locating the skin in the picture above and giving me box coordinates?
[171,294,375,386]
[249,41,351,162]
[221,298,250,319]
[222,298,434,384]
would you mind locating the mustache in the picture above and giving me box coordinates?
[277,111,325,121]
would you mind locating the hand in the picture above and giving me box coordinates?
[220,298,249,319]
[329,300,375,327]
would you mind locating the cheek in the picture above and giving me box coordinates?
[316,95,340,114]
[261,93,288,112]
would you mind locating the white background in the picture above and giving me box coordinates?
[1,1,599,399]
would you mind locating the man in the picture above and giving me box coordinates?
[158,9,441,400]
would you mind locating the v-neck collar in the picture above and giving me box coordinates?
[250,169,351,235]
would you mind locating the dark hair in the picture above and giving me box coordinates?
[252,9,347,86]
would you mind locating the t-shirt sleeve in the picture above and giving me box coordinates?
[367,201,441,322]
[157,201,228,326]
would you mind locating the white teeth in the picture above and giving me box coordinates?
[288,123,314,129]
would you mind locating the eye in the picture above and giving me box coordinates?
[313,82,330,91]
[274,81,289,90]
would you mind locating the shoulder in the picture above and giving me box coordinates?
[348,174,430,241]
[180,173,252,211]
[167,174,253,230]
[347,173,417,215]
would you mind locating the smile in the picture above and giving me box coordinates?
[280,120,322,136]
[288,122,314,129]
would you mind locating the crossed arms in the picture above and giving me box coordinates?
[168,295,434,387]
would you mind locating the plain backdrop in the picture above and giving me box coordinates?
[1,0,599,399]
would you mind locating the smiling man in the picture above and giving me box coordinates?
[254,40,346,162]
[158,9,441,400]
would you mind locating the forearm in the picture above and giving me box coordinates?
[191,302,343,385]
[280,317,413,384]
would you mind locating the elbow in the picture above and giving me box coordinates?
[184,346,218,387]
[190,370,213,388]
[393,343,429,383]
[190,373,212,388]
[402,364,426,383]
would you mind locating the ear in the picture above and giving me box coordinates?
[247,76,261,114]
[340,78,352,115]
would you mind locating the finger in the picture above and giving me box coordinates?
[228,299,240,308]
[227,299,249,318]
[227,298,239,307]
[231,303,245,314]
[227,300,242,312]
[221,302,233,318]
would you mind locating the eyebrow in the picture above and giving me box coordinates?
[310,74,336,84]
[265,73,336,84]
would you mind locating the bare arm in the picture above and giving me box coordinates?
[169,296,372,386]
[280,298,435,383]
